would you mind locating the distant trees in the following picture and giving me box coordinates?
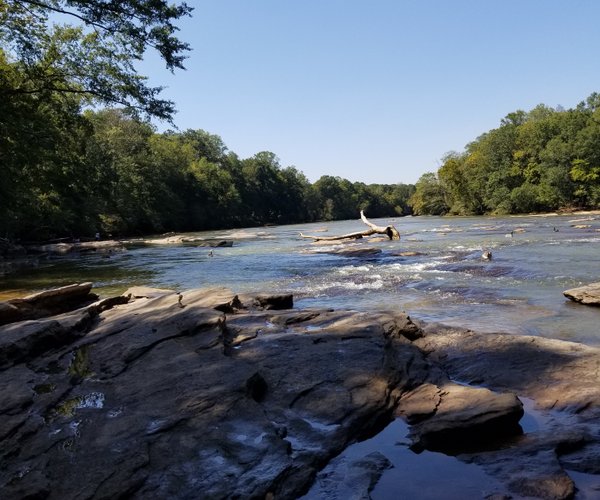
[0,105,415,240]
[312,176,414,221]
[410,93,600,215]
[408,173,448,215]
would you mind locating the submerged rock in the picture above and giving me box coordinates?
[132,235,234,247]
[320,246,383,258]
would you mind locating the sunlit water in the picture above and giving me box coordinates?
[4,214,600,345]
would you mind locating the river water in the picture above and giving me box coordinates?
[4,213,600,497]
[4,213,600,346]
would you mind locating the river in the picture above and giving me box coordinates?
[3,213,600,497]
[3,213,600,346]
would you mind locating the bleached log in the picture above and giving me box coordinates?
[300,211,400,241]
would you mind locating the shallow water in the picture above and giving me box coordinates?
[305,397,600,499]
[4,214,600,345]
[304,417,506,499]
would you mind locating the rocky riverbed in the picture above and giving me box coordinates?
[2,284,600,499]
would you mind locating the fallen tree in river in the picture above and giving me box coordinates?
[300,211,400,241]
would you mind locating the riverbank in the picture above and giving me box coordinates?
[2,284,600,498]
[515,209,600,218]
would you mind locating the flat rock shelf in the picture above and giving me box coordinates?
[2,284,600,499]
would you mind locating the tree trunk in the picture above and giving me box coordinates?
[300,211,400,241]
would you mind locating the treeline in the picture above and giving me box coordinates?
[0,1,413,242]
[1,102,414,241]
[410,93,600,215]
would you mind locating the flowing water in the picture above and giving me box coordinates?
[4,214,600,498]
[4,213,600,345]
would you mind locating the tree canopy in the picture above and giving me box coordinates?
[410,93,600,215]
[0,0,192,120]
[0,105,415,241]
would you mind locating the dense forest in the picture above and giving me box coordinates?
[410,94,600,215]
[0,1,414,242]
[1,104,415,241]
[3,2,600,243]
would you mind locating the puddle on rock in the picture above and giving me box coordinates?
[303,418,506,499]
[519,396,549,433]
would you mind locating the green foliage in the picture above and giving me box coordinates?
[408,173,448,216]
[0,0,192,120]
[570,159,600,206]
[416,93,600,215]
[0,100,415,240]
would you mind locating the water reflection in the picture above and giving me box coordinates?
[303,418,506,500]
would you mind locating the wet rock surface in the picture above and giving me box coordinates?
[415,323,600,499]
[2,286,600,499]
[563,281,600,306]
[303,451,392,499]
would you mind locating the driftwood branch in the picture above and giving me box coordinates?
[300,211,400,241]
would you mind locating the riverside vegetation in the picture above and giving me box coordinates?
[2,3,600,245]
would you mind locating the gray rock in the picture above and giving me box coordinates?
[251,293,294,310]
[563,281,600,306]
[4,284,600,500]
[400,383,524,454]
[27,240,125,255]
[304,451,393,499]
[0,286,426,500]
[0,282,98,326]
[327,247,382,258]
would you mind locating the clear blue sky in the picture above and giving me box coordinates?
[140,0,600,185]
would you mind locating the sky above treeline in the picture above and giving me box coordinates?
[140,0,600,185]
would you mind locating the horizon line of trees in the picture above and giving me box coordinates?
[1,1,415,243]
[410,93,600,216]
[4,3,600,243]
[2,102,416,242]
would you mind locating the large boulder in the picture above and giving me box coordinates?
[399,383,524,453]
